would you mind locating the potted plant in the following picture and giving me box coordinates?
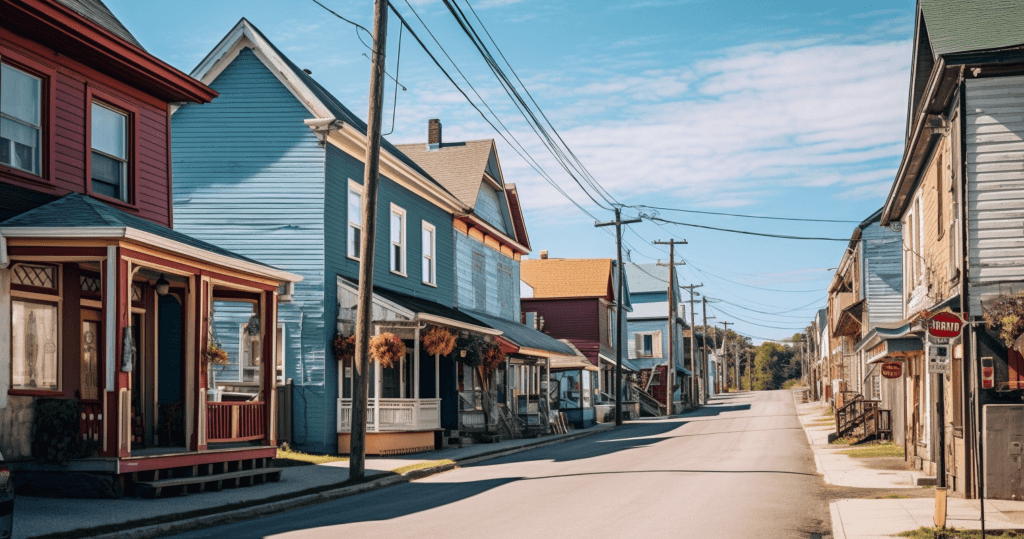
[369,333,406,368]
[422,325,456,357]
[333,334,356,363]
[984,292,1024,354]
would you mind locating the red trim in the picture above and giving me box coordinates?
[0,43,56,186]
[118,447,277,474]
[497,336,519,355]
[165,103,174,225]
[6,389,63,397]
[85,86,139,208]
[7,246,108,257]
[1,0,217,104]
[120,248,277,292]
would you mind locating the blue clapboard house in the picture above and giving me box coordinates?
[171,19,575,454]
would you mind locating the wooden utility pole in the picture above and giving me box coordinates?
[655,239,686,416]
[349,0,388,481]
[596,208,641,426]
[720,321,732,390]
[681,284,702,407]
[701,296,709,404]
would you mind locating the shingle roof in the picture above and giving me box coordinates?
[55,0,144,49]
[624,263,670,294]
[920,0,1024,56]
[393,140,494,209]
[0,193,270,267]
[519,258,613,299]
[466,311,577,357]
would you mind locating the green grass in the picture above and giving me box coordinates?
[899,527,1024,538]
[275,448,349,466]
[391,459,455,475]
[783,379,805,389]
[830,437,857,445]
[840,442,905,458]
[878,494,909,499]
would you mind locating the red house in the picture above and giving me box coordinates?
[520,255,635,423]
[0,0,300,496]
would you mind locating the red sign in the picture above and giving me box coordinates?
[881,362,903,379]
[928,312,964,338]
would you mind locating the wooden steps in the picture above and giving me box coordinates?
[131,457,282,498]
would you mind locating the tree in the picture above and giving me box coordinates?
[750,342,801,391]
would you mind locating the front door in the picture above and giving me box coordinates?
[79,309,103,445]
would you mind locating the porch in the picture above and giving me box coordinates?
[0,194,301,491]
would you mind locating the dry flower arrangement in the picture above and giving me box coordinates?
[984,292,1024,354]
[422,326,456,357]
[369,333,406,368]
[333,334,356,363]
[205,343,229,366]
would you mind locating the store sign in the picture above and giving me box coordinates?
[927,312,964,339]
[881,362,903,379]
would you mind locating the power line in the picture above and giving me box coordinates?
[684,259,824,293]
[635,204,861,223]
[709,296,826,317]
[647,216,853,242]
[708,304,808,331]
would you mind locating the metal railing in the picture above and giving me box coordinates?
[337,398,441,433]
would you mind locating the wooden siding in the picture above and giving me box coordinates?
[965,76,1024,314]
[521,297,599,364]
[210,300,255,384]
[474,183,511,235]
[326,143,455,307]
[170,48,331,452]
[862,223,903,328]
[454,230,520,321]
[0,28,173,225]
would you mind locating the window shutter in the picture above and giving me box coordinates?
[653,331,663,357]
[632,334,640,359]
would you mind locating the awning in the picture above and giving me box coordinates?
[598,353,639,372]
[550,353,599,372]
[338,277,499,335]
[834,299,864,338]
[464,310,578,358]
[856,317,924,364]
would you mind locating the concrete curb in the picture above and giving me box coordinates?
[37,426,612,539]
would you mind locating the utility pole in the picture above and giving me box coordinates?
[596,208,642,426]
[349,0,388,481]
[680,284,702,407]
[655,239,687,415]
[701,296,709,403]
[720,321,732,390]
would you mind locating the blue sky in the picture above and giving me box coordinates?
[108,0,915,343]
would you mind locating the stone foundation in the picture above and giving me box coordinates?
[0,396,34,459]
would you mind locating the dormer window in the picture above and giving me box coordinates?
[0,63,42,175]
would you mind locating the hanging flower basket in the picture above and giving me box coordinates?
[205,343,229,366]
[422,326,456,357]
[481,343,506,373]
[369,333,406,369]
[984,292,1024,354]
[333,334,356,364]
[456,334,485,367]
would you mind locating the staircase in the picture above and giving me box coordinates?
[633,383,665,417]
[131,456,281,498]
[835,394,893,443]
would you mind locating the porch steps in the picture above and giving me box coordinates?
[132,457,282,498]
[445,430,476,448]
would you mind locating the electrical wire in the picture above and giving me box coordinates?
[310,0,375,53]
[647,216,854,242]
[708,304,809,331]
[634,204,861,223]
[382,23,403,136]
[684,259,824,293]
[708,296,826,317]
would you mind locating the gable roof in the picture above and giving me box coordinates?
[186,19,458,203]
[393,140,495,208]
[624,263,673,295]
[504,184,531,251]
[919,0,1024,57]
[55,0,144,49]
[520,258,614,299]
[0,193,300,282]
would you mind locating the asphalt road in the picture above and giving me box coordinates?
[166,390,831,539]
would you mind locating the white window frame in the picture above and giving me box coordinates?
[276,323,286,385]
[421,220,436,286]
[390,203,407,276]
[1,62,43,176]
[237,323,260,384]
[607,307,614,347]
[347,180,363,260]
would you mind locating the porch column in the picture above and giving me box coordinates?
[262,289,277,446]
[374,326,381,433]
[414,327,420,400]
[434,353,440,400]
[192,275,211,451]
[102,246,130,458]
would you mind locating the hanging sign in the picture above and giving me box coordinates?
[881,362,903,379]
[927,336,951,374]
[927,312,964,339]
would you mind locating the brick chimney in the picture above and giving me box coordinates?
[427,119,441,150]
[540,250,548,259]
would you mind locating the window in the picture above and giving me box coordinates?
[347,180,362,259]
[390,204,406,275]
[607,308,614,347]
[642,334,654,356]
[11,299,59,391]
[422,221,436,285]
[1,63,41,175]
[91,102,129,202]
[238,323,261,383]
[634,331,662,358]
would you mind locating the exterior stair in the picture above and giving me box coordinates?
[131,456,281,498]
[835,394,893,443]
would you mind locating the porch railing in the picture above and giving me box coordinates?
[79,402,103,443]
[337,398,441,433]
[207,401,266,443]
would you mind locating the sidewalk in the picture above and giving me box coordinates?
[794,396,1024,538]
[14,423,614,539]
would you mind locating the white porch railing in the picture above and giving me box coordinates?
[337,398,441,433]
